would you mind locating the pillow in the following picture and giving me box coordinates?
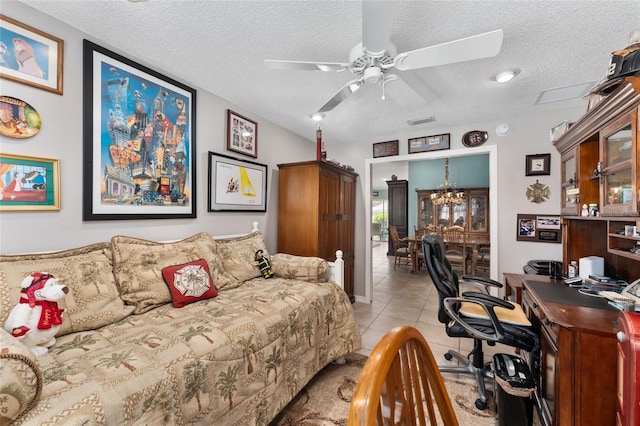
[111,233,238,314]
[271,253,330,282]
[161,259,217,308]
[0,243,134,336]
[215,232,269,283]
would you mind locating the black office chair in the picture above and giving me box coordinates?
[422,233,539,410]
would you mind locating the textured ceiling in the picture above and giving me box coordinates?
[17,0,640,146]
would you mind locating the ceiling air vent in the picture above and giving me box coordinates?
[407,116,435,126]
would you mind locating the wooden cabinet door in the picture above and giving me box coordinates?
[318,167,341,260]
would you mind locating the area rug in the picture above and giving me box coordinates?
[269,353,497,425]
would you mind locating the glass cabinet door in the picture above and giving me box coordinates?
[469,192,488,232]
[420,196,434,228]
[600,110,637,216]
[561,149,579,215]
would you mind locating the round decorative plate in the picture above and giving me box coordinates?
[462,130,488,148]
[0,96,41,139]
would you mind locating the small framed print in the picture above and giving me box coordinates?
[516,213,561,243]
[0,153,60,211]
[525,153,551,176]
[227,110,258,158]
[208,152,267,212]
[373,140,399,158]
[0,14,64,95]
[408,133,450,154]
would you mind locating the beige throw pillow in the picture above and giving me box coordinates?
[111,233,238,314]
[215,232,268,283]
[271,253,330,282]
[0,243,134,336]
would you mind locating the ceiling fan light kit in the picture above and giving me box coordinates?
[265,3,505,116]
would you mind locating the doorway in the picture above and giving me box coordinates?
[363,146,498,303]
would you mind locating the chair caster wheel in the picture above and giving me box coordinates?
[444,353,453,361]
[475,398,487,410]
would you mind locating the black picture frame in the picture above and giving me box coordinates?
[516,213,561,243]
[525,153,551,176]
[408,133,450,154]
[82,40,196,220]
[373,140,399,158]
[207,152,267,212]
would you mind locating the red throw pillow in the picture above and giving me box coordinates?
[161,259,218,308]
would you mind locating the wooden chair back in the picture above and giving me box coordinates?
[442,225,467,274]
[348,326,459,426]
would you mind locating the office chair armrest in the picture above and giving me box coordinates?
[460,275,503,294]
[443,296,506,342]
[461,291,514,310]
[461,275,503,288]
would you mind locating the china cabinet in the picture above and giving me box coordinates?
[387,179,408,256]
[553,75,640,279]
[416,188,489,237]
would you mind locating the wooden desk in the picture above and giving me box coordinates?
[503,272,543,304]
[517,274,618,426]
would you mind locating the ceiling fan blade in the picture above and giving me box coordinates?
[362,1,397,56]
[316,78,364,113]
[383,75,426,110]
[264,59,349,72]
[394,29,504,71]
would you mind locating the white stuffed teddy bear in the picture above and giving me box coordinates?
[3,272,68,356]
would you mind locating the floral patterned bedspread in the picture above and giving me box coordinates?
[9,277,361,425]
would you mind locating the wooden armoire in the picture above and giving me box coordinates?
[277,161,357,302]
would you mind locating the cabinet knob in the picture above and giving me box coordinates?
[617,331,627,343]
[533,303,538,309]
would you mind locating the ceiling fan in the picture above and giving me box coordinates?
[264,2,504,115]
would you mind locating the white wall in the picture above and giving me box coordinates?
[0,2,314,254]
[331,107,588,298]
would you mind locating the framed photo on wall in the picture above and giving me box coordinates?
[525,153,551,176]
[0,14,64,95]
[408,133,450,154]
[373,140,399,158]
[516,213,561,243]
[208,152,267,212]
[0,153,60,211]
[82,40,196,220]
[227,109,258,158]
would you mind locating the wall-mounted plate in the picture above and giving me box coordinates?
[0,96,41,139]
[462,130,488,148]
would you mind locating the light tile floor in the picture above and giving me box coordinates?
[353,241,517,386]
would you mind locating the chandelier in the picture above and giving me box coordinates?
[430,158,465,205]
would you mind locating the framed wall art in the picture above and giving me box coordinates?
[227,109,258,158]
[208,152,267,212]
[0,153,60,211]
[408,133,450,154]
[516,213,561,243]
[0,96,42,139]
[373,140,399,158]
[82,40,196,221]
[525,153,551,176]
[0,14,64,95]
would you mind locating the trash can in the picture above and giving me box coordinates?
[493,353,536,426]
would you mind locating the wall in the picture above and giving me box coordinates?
[0,2,314,254]
[332,107,588,299]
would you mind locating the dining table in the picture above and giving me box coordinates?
[404,233,490,275]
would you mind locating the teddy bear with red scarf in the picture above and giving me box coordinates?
[3,272,68,356]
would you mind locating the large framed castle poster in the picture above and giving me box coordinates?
[82,39,196,220]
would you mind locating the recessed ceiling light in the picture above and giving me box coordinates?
[494,70,516,83]
[311,113,324,121]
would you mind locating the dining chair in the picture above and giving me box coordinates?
[348,325,459,426]
[442,225,468,274]
[389,224,411,270]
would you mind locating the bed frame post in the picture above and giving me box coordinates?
[330,250,344,289]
